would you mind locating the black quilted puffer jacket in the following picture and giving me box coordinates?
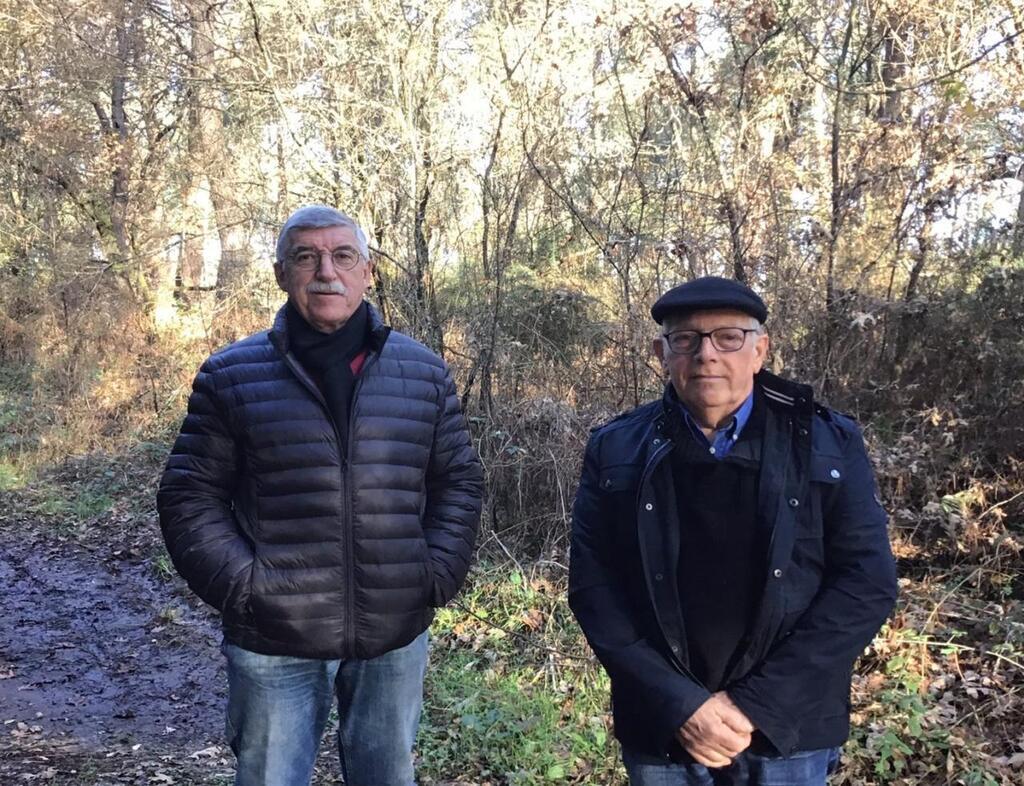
[157,304,483,660]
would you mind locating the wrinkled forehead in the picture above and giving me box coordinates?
[662,308,759,331]
[288,225,361,249]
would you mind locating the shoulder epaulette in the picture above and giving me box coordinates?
[590,400,660,435]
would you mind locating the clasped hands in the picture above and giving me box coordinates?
[676,692,754,768]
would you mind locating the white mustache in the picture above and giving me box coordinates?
[306,281,347,295]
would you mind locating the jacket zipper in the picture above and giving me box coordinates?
[637,438,706,689]
[341,351,380,656]
[720,414,795,686]
[762,416,794,584]
[278,346,380,659]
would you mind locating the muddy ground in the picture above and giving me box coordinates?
[0,528,347,785]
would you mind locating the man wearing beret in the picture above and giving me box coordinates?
[569,276,897,784]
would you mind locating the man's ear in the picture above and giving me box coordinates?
[273,262,287,292]
[752,332,770,372]
[653,336,667,366]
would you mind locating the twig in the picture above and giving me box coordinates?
[902,634,1024,673]
[368,245,412,276]
[533,559,568,572]
[449,598,591,662]
[923,568,980,634]
[481,530,524,579]
[978,490,1024,520]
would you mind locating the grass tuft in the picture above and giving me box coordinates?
[420,563,623,785]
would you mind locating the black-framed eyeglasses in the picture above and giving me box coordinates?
[662,327,759,355]
[288,248,363,273]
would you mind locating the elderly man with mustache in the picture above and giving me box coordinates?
[158,205,483,786]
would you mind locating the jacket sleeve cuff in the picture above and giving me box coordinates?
[664,687,712,750]
[634,678,711,755]
[727,684,798,756]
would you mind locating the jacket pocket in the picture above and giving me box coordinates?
[805,454,843,538]
[779,604,810,635]
[418,537,437,606]
[223,559,255,626]
[785,456,842,608]
[598,465,642,551]
[598,465,641,494]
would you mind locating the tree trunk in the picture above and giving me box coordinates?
[413,148,443,353]
[103,0,138,293]
[1012,167,1024,259]
[820,10,856,393]
[878,21,905,123]
[183,0,252,296]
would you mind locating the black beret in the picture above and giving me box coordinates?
[650,276,768,324]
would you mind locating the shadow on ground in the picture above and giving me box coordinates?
[0,435,482,786]
[0,529,236,783]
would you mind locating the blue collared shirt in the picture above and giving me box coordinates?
[676,391,754,459]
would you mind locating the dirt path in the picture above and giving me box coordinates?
[0,531,233,783]
[0,527,468,786]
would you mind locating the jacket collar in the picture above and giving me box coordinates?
[754,370,814,417]
[657,369,814,438]
[269,300,391,355]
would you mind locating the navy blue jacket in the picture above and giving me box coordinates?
[158,304,483,660]
[568,371,897,758]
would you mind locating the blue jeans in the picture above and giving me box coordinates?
[623,746,841,786]
[222,631,429,786]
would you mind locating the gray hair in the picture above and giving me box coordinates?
[275,205,370,266]
[661,312,765,333]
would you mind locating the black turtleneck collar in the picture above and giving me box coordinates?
[285,300,370,444]
[285,300,369,381]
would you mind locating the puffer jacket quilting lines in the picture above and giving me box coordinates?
[158,305,483,660]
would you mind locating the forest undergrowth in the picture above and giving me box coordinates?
[1,355,1022,784]
[0,265,1022,786]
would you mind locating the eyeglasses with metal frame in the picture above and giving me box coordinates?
[662,327,759,355]
[288,247,363,273]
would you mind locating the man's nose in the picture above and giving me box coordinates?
[693,334,720,359]
[314,251,338,278]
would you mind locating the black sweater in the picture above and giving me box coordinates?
[672,397,766,691]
